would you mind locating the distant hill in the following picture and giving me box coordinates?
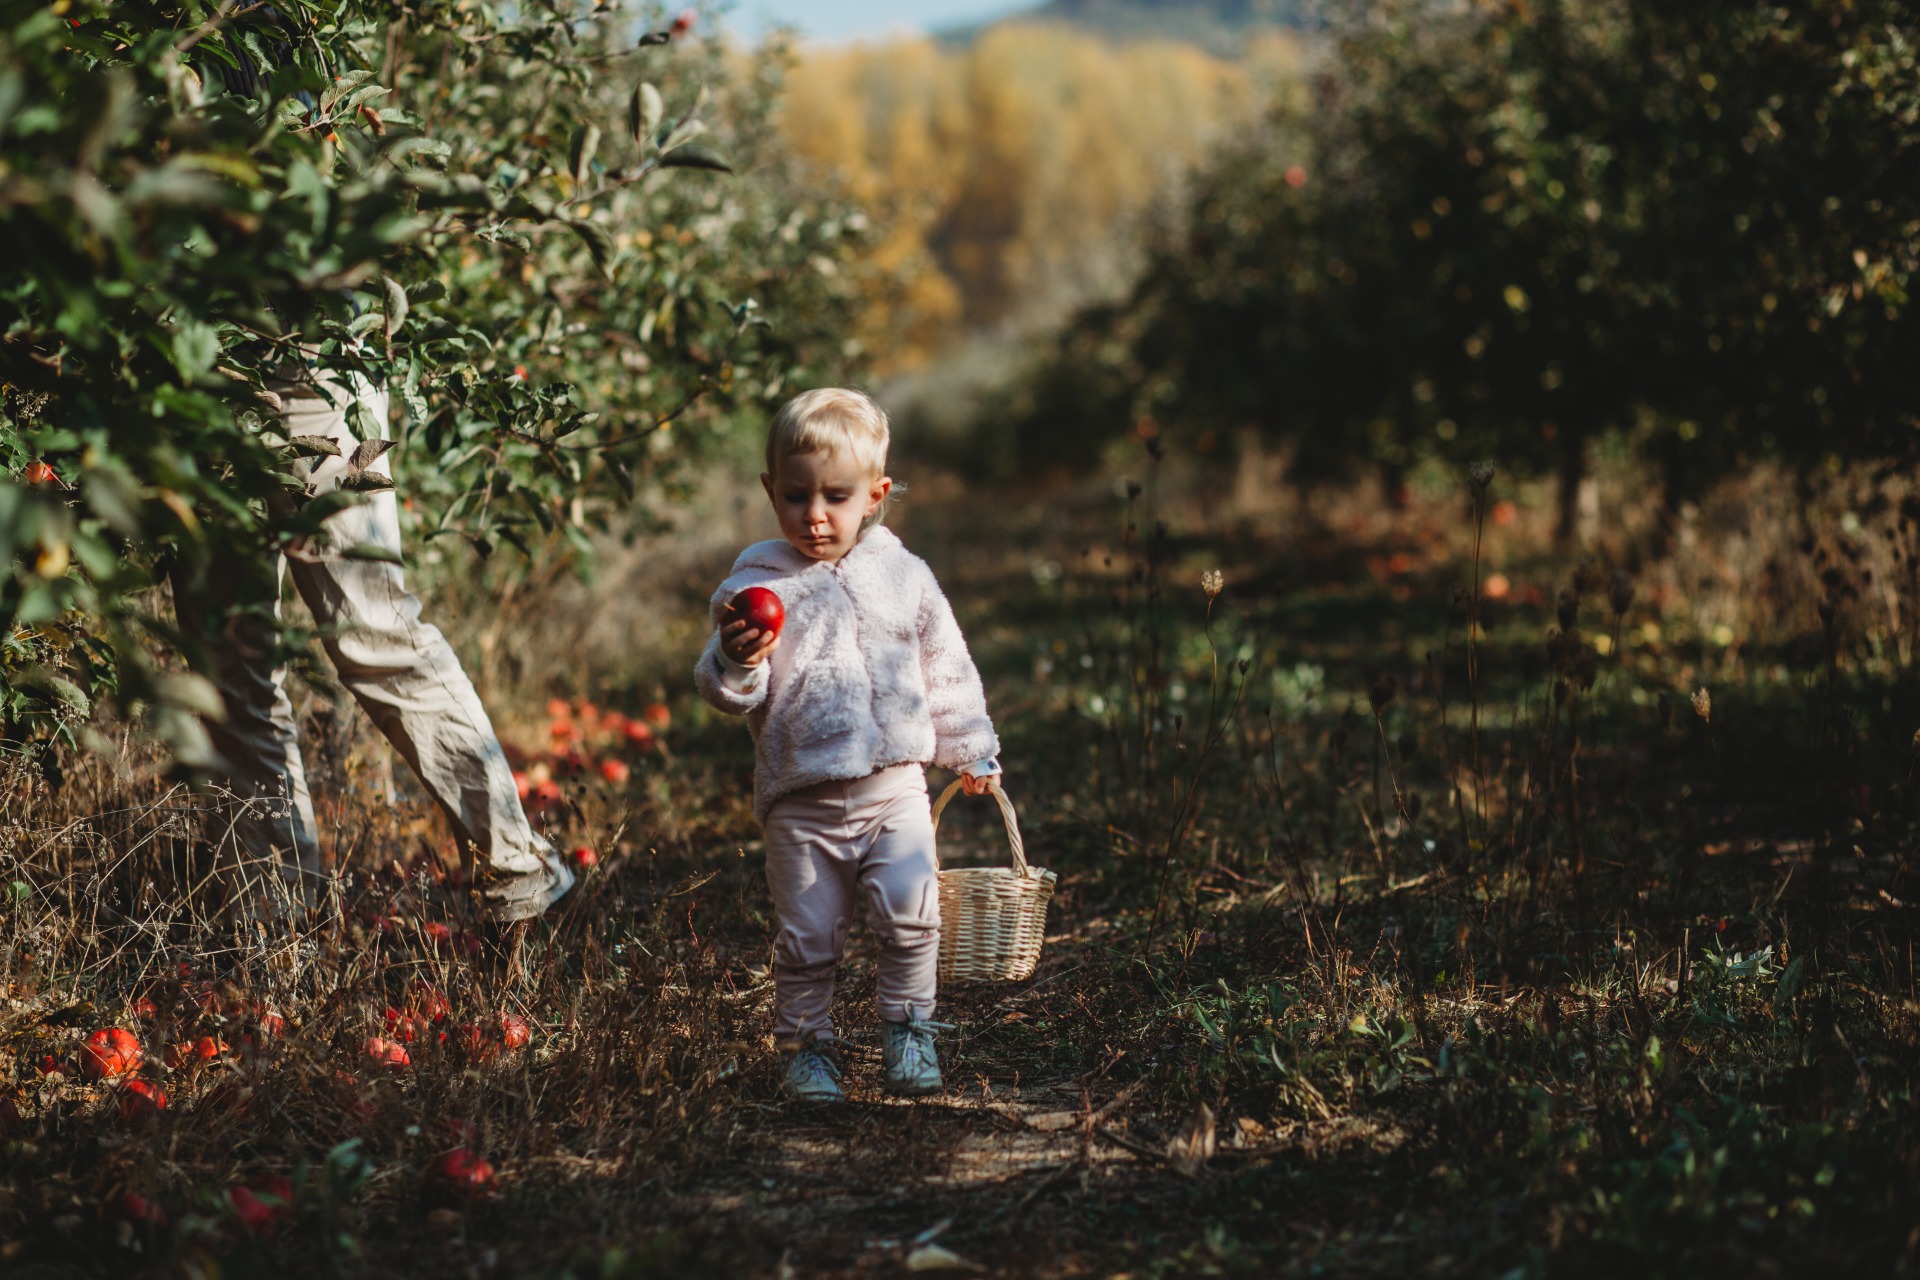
[939,0,1318,53]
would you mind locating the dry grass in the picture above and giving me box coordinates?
[3,454,1919,1278]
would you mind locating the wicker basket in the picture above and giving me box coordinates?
[932,778,1057,983]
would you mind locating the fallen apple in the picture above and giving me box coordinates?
[622,719,655,749]
[225,1186,279,1235]
[728,586,784,640]
[570,845,597,869]
[598,757,630,785]
[497,1012,531,1050]
[81,1027,142,1081]
[109,1192,169,1228]
[429,1148,497,1199]
[117,1079,168,1122]
[365,1036,411,1070]
[410,980,451,1023]
[23,459,57,486]
[643,702,671,729]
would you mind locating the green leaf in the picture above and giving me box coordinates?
[569,123,602,185]
[170,320,220,382]
[658,143,733,174]
[152,671,225,719]
[337,542,403,565]
[286,435,343,458]
[382,276,408,340]
[570,220,616,281]
[629,82,663,147]
[1772,954,1806,1013]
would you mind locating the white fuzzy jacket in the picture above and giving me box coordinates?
[695,526,1001,822]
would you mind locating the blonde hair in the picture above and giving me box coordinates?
[765,388,901,525]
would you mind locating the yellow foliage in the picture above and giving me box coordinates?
[779,24,1298,369]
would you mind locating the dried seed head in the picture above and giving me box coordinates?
[1690,687,1712,724]
[1608,570,1635,616]
[1556,589,1579,630]
[1467,460,1496,493]
[1572,558,1604,598]
[1367,673,1399,714]
[1201,569,1224,600]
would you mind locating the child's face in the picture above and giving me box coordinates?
[762,448,891,563]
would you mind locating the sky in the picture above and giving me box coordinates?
[722,0,1027,45]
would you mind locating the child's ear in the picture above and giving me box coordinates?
[760,472,775,503]
[867,475,893,515]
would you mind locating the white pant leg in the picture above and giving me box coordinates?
[171,549,323,915]
[273,376,565,917]
[763,784,861,1046]
[849,767,940,1024]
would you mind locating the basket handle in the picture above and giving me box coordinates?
[931,776,1033,879]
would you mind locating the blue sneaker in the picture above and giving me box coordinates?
[783,1037,845,1103]
[881,1017,952,1097]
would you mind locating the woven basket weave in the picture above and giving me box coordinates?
[932,778,1056,983]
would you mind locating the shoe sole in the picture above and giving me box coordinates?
[883,1080,944,1098]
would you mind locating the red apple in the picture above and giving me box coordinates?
[452,1023,494,1063]
[81,1028,142,1080]
[23,459,57,486]
[597,758,630,785]
[497,1012,531,1050]
[430,1148,497,1198]
[225,1186,280,1235]
[109,1192,169,1227]
[622,719,656,749]
[117,1079,168,1122]
[729,586,784,639]
[570,844,597,869]
[643,702,671,729]
[365,1037,411,1070]
[410,980,451,1023]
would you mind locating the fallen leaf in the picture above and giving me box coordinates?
[905,1242,982,1272]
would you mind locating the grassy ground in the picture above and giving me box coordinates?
[2,459,1917,1278]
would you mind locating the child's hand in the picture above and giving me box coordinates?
[720,614,780,667]
[960,771,997,797]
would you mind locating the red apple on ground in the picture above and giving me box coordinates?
[117,1079,168,1122]
[643,702,671,729]
[365,1037,411,1070]
[81,1028,142,1080]
[109,1192,169,1227]
[497,1012,531,1050]
[410,980,451,1023]
[225,1186,279,1235]
[430,1148,497,1198]
[729,586,784,639]
[570,845,597,869]
[598,758,630,785]
[23,459,57,486]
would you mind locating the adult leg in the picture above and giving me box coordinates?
[851,767,941,1025]
[170,548,324,918]
[277,375,571,921]
[762,785,861,1046]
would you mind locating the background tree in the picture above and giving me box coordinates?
[991,0,1920,526]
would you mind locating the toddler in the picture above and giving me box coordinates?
[695,388,1001,1101]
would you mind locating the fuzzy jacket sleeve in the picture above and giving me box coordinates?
[914,566,1000,769]
[694,603,768,715]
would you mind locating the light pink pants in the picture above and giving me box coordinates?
[762,764,940,1045]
